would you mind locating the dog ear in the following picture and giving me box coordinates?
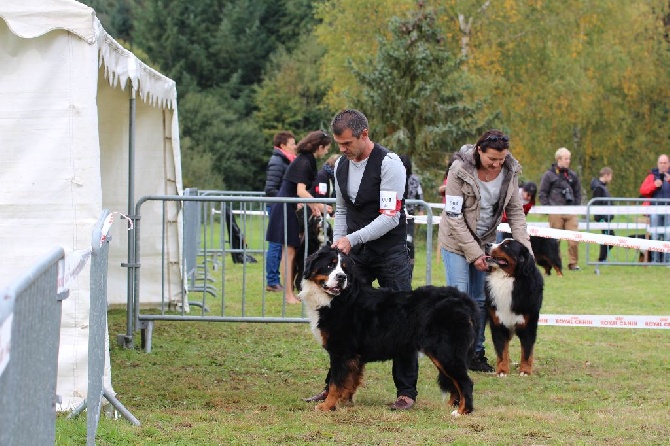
[518,244,536,276]
[303,246,325,279]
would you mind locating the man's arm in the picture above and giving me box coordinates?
[538,172,551,205]
[572,173,582,204]
[333,157,348,241]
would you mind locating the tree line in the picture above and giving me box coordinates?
[84,0,670,201]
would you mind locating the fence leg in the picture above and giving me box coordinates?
[140,320,154,353]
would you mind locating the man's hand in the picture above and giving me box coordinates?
[332,237,352,254]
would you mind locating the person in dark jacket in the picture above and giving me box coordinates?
[539,147,582,271]
[639,154,670,262]
[264,131,296,292]
[266,131,331,304]
[590,167,614,262]
[303,109,418,411]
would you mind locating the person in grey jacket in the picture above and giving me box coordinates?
[538,147,582,270]
[438,129,531,373]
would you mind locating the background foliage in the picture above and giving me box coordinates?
[84,0,670,200]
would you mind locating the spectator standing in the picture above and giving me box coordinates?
[264,131,297,292]
[438,130,531,373]
[497,181,537,242]
[590,167,614,263]
[303,109,418,410]
[266,131,332,304]
[399,154,424,280]
[639,154,670,263]
[539,147,582,271]
[312,154,340,200]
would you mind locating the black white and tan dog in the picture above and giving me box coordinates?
[485,239,544,377]
[294,211,333,291]
[298,245,478,415]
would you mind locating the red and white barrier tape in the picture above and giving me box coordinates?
[540,314,670,329]
[496,223,670,253]
[99,211,133,247]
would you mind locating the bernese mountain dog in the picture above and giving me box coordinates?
[298,245,478,416]
[485,239,544,377]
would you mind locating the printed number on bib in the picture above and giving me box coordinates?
[445,195,464,215]
[380,191,400,216]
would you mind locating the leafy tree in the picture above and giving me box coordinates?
[128,0,317,191]
[313,0,417,110]
[253,34,334,140]
[350,3,497,199]
[447,0,670,197]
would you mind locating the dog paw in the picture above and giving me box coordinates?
[496,372,508,377]
[450,409,462,417]
[315,403,336,412]
[519,371,530,377]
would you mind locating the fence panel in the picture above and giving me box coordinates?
[0,247,67,446]
[124,195,433,350]
[582,198,669,267]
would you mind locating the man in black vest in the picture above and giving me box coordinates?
[303,109,418,410]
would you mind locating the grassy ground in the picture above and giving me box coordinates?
[56,239,670,445]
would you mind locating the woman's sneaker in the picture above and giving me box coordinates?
[470,352,494,373]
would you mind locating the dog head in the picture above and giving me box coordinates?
[301,245,352,297]
[485,239,535,277]
[296,210,334,254]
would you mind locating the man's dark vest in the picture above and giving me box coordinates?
[335,143,406,255]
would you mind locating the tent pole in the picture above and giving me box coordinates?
[120,86,137,349]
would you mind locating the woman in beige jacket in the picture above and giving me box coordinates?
[438,129,531,372]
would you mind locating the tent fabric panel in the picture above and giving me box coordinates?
[98,78,183,306]
[0,20,102,410]
[0,0,95,43]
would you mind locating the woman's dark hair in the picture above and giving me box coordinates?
[444,153,456,180]
[399,154,412,177]
[296,131,332,154]
[521,181,537,200]
[473,129,509,168]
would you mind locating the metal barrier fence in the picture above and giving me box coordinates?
[584,197,670,268]
[68,210,140,445]
[0,247,67,446]
[125,195,434,351]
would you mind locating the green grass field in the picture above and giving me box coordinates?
[56,233,670,445]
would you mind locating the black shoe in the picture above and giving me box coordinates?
[470,352,494,373]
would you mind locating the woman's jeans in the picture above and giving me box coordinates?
[441,247,487,355]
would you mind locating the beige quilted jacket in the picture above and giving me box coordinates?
[438,145,531,263]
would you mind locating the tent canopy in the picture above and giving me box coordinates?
[0,0,183,409]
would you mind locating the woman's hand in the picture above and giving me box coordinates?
[473,255,490,272]
[308,202,328,217]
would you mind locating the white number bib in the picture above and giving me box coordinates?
[445,195,464,215]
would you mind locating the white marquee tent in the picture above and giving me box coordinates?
[0,0,183,409]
